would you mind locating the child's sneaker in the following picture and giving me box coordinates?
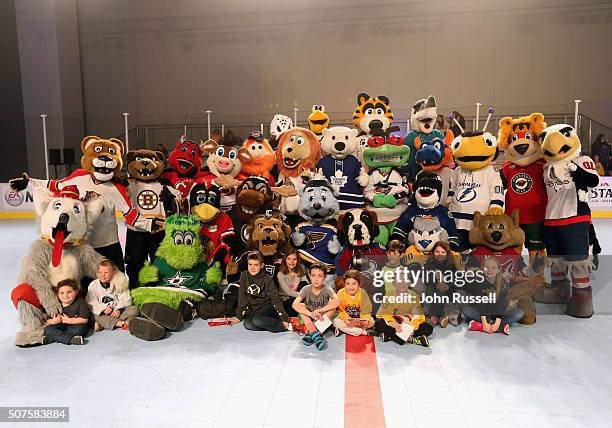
[439,315,449,328]
[409,335,429,347]
[468,320,483,332]
[314,334,328,351]
[380,332,390,343]
[302,332,316,346]
[70,336,84,345]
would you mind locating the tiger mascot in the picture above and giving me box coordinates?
[352,93,399,166]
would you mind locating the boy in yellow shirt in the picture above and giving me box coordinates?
[333,270,375,336]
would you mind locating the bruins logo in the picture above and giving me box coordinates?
[511,173,532,194]
[137,189,159,210]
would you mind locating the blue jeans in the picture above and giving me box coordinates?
[44,323,88,344]
[461,306,524,327]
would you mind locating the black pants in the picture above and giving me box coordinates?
[374,318,433,345]
[243,303,287,333]
[43,323,88,344]
[95,242,126,272]
[283,298,297,317]
[125,229,164,289]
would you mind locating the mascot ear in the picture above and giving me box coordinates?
[349,128,358,138]
[33,187,51,216]
[499,117,514,129]
[357,93,369,106]
[126,151,136,163]
[80,136,101,153]
[155,151,165,162]
[200,139,217,154]
[109,138,125,155]
[85,196,105,225]
[245,223,255,248]
[472,211,483,227]
[378,95,390,106]
[368,210,380,238]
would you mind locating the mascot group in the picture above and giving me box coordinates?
[8,92,601,347]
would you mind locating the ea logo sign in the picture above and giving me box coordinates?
[457,188,477,203]
[5,190,24,207]
[511,173,532,194]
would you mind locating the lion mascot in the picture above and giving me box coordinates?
[11,186,127,346]
[275,127,321,228]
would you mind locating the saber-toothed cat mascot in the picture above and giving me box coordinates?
[10,186,126,347]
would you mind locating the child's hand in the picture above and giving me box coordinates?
[227,317,240,324]
[104,305,113,315]
[392,322,403,332]
[311,309,322,320]
[47,314,62,325]
[61,314,70,323]
[111,309,121,318]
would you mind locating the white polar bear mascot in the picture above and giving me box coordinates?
[10,185,126,347]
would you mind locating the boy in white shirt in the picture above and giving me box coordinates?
[86,260,138,331]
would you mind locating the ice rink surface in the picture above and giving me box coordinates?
[1,219,612,428]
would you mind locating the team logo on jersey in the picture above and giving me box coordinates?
[456,188,477,203]
[137,189,159,210]
[305,230,328,248]
[511,173,532,194]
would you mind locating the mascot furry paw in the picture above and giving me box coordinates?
[468,210,537,324]
[130,215,222,340]
[10,187,114,347]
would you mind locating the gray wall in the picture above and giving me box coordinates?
[14,0,612,175]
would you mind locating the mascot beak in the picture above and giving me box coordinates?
[193,203,219,223]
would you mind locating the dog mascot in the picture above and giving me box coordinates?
[308,104,330,140]
[125,149,182,289]
[163,136,207,198]
[317,126,369,211]
[392,170,458,250]
[291,177,342,284]
[130,215,222,340]
[11,186,126,346]
[498,113,548,277]
[448,109,504,251]
[200,139,251,212]
[468,210,538,324]
[10,136,162,270]
[534,124,599,318]
[275,127,321,228]
[406,95,454,183]
[335,208,387,304]
[363,135,411,245]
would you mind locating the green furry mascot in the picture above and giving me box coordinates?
[129,215,222,341]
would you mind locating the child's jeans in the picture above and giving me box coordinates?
[44,323,88,344]
[243,303,287,333]
[461,305,524,327]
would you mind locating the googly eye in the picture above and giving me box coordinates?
[108,147,116,155]
[485,138,495,147]
[94,146,102,153]
[499,223,505,229]
[365,108,374,115]
[196,194,206,204]
[73,205,80,214]
[174,233,184,245]
[191,149,197,156]
[181,147,187,153]
[53,201,61,210]
[183,232,193,245]
[376,108,384,115]
[207,194,217,204]
[487,222,494,229]
[135,156,142,161]
[321,194,327,201]
[512,134,519,142]
[290,136,295,142]
[258,145,263,150]
[228,149,237,160]
[297,137,304,145]
[524,132,532,140]
[216,147,225,157]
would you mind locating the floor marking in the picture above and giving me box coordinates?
[344,335,386,428]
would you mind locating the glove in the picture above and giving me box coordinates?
[9,173,30,191]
